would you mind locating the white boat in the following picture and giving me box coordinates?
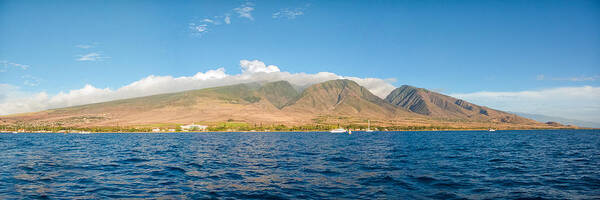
[330,128,347,133]
[488,128,496,132]
[366,120,374,132]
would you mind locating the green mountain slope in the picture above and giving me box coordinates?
[258,81,299,109]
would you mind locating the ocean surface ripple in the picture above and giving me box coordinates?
[0,130,599,199]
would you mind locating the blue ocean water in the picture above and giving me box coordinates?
[0,130,598,199]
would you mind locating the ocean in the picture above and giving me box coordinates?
[0,130,598,199]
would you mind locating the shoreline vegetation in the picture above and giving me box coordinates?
[0,123,584,133]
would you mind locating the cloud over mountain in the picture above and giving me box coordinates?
[0,60,397,115]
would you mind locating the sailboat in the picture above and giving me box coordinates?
[366,120,374,132]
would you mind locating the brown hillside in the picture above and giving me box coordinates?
[385,85,538,124]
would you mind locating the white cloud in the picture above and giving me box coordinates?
[240,59,280,73]
[451,86,600,123]
[189,17,224,35]
[234,2,255,20]
[0,84,50,114]
[22,75,41,87]
[76,52,109,61]
[536,74,545,80]
[273,4,309,19]
[553,76,599,82]
[202,18,215,24]
[0,60,398,115]
[189,2,256,36]
[1,60,30,71]
[0,84,19,101]
[536,74,599,82]
[224,14,231,24]
[189,23,209,34]
[273,8,304,19]
[75,44,93,49]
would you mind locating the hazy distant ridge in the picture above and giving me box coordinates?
[512,112,600,128]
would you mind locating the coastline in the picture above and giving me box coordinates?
[1,127,593,134]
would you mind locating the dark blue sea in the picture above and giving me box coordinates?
[0,130,599,199]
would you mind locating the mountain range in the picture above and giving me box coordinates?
[0,79,569,130]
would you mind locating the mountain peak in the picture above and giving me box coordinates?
[385,85,431,115]
[399,85,418,89]
[285,79,399,117]
[319,79,361,89]
[258,80,299,109]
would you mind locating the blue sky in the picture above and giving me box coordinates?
[1,0,599,122]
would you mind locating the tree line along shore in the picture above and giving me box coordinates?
[0,123,578,133]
